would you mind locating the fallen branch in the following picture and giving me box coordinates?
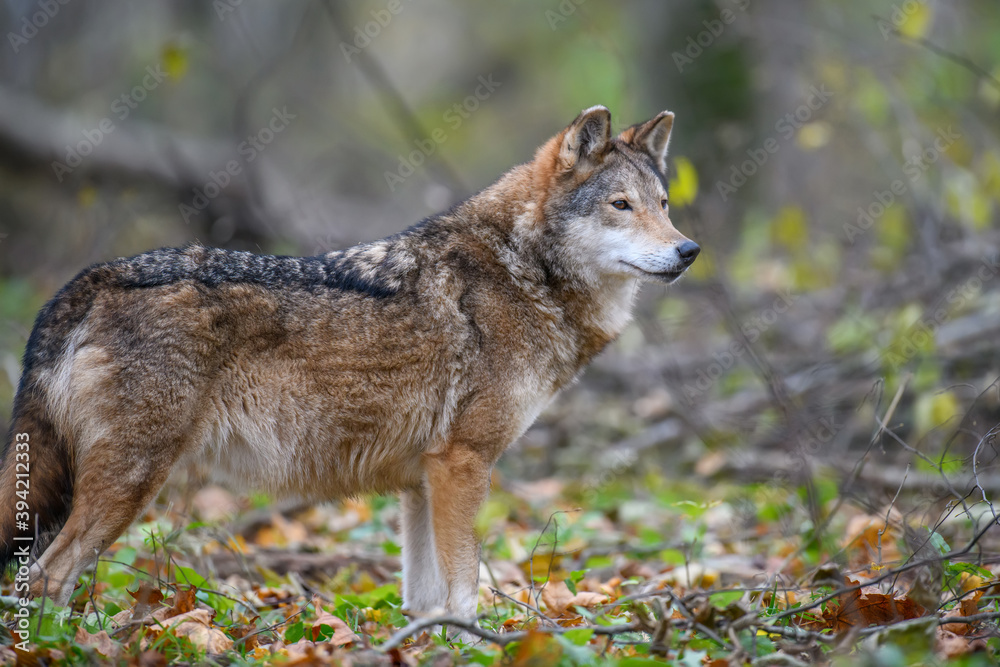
[379,614,643,651]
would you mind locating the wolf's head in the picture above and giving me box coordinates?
[531,106,699,284]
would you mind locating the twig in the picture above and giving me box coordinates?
[769,519,999,625]
[878,463,909,565]
[488,587,556,626]
[773,378,901,578]
[232,607,308,647]
[88,575,104,633]
[379,614,643,651]
[660,588,732,650]
[528,510,578,611]
[878,20,1000,93]
[320,1,467,194]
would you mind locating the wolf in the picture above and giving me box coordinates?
[0,106,698,620]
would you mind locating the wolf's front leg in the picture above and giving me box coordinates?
[424,446,491,620]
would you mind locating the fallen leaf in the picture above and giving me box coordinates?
[311,611,359,646]
[571,591,609,608]
[942,590,984,635]
[162,609,233,653]
[541,580,609,616]
[128,582,166,620]
[311,596,359,646]
[842,512,903,568]
[541,580,575,615]
[228,623,260,652]
[136,649,167,667]
[74,627,119,658]
[163,585,199,619]
[936,628,987,659]
[808,586,927,633]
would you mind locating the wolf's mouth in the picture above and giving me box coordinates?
[620,262,684,283]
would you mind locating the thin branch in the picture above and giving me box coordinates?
[488,587,556,627]
[379,614,643,651]
[878,463,909,565]
[877,19,1000,93]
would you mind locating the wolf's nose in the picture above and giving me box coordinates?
[677,241,700,265]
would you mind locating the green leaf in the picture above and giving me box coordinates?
[284,621,305,644]
[562,627,594,646]
[110,546,137,567]
[173,565,207,588]
[585,555,613,569]
[927,529,951,555]
[944,561,993,580]
[708,589,744,608]
[315,623,334,641]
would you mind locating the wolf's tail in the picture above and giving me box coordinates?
[0,265,111,574]
[0,391,75,573]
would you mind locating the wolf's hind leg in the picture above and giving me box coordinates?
[29,432,187,606]
[400,485,445,613]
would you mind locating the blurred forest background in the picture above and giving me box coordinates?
[2,0,1000,663]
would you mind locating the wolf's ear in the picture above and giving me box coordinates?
[620,111,674,174]
[557,105,612,172]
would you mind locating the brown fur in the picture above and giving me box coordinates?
[0,106,698,617]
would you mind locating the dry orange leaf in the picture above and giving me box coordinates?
[808,586,927,633]
[164,585,198,619]
[541,580,608,616]
[128,582,165,614]
[942,590,984,635]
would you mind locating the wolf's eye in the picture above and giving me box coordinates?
[661,199,668,209]
[611,200,631,211]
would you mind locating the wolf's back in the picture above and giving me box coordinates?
[0,241,415,573]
